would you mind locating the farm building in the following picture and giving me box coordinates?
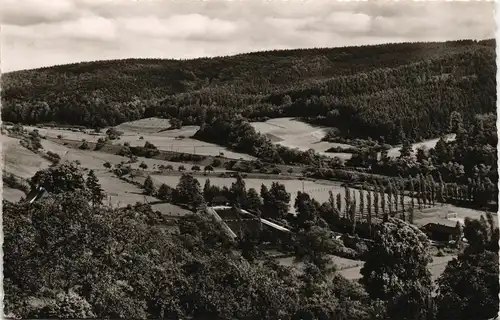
[420,222,459,242]
[26,186,48,204]
[204,205,292,246]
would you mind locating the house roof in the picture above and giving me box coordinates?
[207,206,291,238]
[421,222,458,234]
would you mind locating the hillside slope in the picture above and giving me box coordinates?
[1,39,495,143]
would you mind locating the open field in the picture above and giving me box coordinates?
[250,118,354,160]
[42,137,231,173]
[23,125,105,143]
[387,134,457,158]
[277,254,362,271]
[21,121,254,161]
[151,202,193,217]
[95,170,158,208]
[1,135,51,179]
[115,118,255,160]
[3,187,26,203]
[116,117,172,133]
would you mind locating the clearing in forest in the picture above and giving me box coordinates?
[250,117,354,160]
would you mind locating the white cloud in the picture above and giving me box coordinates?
[119,14,239,41]
[0,0,495,72]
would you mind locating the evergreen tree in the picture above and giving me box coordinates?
[86,170,105,207]
[359,188,365,218]
[399,139,413,158]
[387,180,393,215]
[230,174,247,206]
[172,174,204,210]
[328,191,337,216]
[380,185,386,217]
[421,176,428,207]
[373,186,380,218]
[203,179,213,203]
[157,183,172,201]
[344,185,351,218]
[336,193,342,214]
[394,189,399,213]
[351,194,357,222]
[428,175,436,205]
[294,192,319,230]
[143,175,156,196]
[367,191,373,235]
[261,182,290,220]
[246,188,262,211]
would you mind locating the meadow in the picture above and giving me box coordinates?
[250,117,354,160]
[1,135,51,179]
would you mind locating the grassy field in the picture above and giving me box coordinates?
[22,121,254,161]
[277,254,362,270]
[250,117,354,160]
[3,186,26,203]
[116,117,172,133]
[1,135,51,179]
[23,125,104,143]
[387,134,457,158]
[115,118,255,160]
[92,170,157,208]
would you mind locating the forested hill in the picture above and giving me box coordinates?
[2,39,495,143]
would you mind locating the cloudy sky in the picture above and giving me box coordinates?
[1,0,496,72]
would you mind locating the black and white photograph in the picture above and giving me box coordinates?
[1,0,498,319]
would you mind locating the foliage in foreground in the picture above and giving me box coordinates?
[4,191,382,319]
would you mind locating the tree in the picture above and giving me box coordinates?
[172,174,204,210]
[95,138,106,151]
[359,188,365,218]
[409,177,415,209]
[336,193,342,214]
[366,191,372,235]
[143,175,156,196]
[204,165,214,173]
[30,162,86,194]
[178,165,186,172]
[380,185,387,221]
[360,218,433,320]
[294,226,339,272]
[435,216,499,320]
[86,170,105,207]
[79,140,89,150]
[261,182,290,220]
[294,192,319,230]
[103,162,112,170]
[344,185,351,218]
[230,174,247,206]
[387,181,393,215]
[157,183,173,201]
[399,139,412,158]
[191,165,201,172]
[245,188,262,211]
[139,162,148,170]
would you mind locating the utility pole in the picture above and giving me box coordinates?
[302,181,305,193]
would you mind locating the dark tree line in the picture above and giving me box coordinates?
[2,40,494,146]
